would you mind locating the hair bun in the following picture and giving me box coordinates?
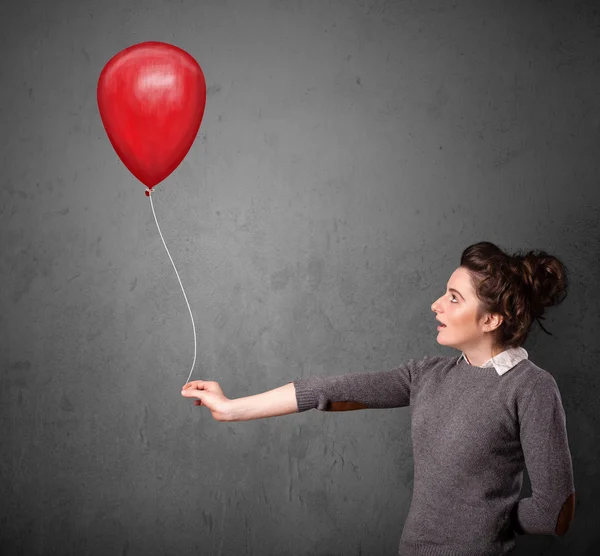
[519,255,536,289]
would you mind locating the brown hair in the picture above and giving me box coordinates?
[459,241,569,349]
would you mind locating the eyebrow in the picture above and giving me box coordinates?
[447,287,465,301]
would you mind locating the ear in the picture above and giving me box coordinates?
[485,313,503,331]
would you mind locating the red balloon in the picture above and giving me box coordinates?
[97,41,206,194]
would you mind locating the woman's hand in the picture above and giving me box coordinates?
[181,380,231,422]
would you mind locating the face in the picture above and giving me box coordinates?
[431,267,501,354]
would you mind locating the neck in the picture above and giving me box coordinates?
[463,345,507,367]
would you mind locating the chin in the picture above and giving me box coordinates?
[436,333,452,347]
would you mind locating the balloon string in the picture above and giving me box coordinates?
[147,188,197,388]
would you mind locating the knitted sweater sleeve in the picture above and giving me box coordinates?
[292,356,431,412]
[512,373,576,537]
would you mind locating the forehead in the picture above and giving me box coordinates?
[448,267,472,289]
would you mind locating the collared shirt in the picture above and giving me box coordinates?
[458,346,529,376]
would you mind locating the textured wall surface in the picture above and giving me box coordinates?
[1,0,599,554]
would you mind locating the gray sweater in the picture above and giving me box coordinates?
[292,351,575,555]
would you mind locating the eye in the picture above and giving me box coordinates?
[450,294,458,303]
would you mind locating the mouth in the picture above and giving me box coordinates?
[436,320,447,329]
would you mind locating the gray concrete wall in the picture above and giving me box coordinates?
[1,0,598,554]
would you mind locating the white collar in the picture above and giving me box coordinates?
[458,346,529,375]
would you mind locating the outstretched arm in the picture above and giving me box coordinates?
[224,356,428,421]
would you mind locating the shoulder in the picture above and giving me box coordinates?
[413,354,456,375]
[423,354,457,366]
[515,360,564,412]
[517,360,560,390]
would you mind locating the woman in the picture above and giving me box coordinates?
[181,241,576,555]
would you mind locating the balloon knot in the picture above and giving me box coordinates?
[145,189,151,197]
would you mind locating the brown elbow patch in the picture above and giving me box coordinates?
[329,401,369,411]
[555,492,575,536]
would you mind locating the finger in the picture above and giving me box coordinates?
[182,381,205,391]
[181,388,203,399]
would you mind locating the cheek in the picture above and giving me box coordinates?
[448,309,465,326]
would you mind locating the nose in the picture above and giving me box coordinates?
[431,295,443,315]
